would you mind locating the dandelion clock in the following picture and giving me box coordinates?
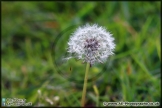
[66,23,115,106]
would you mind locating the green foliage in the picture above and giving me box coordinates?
[2,1,161,107]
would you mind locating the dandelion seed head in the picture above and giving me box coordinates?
[67,24,115,65]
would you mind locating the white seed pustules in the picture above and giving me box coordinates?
[67,24,115,65]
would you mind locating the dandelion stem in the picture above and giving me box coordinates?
[81,63,90,107]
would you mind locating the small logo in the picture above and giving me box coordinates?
[2,98,6,106]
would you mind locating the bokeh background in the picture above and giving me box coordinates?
[1,1,161,107]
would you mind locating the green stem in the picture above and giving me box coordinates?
[81,63,90,107]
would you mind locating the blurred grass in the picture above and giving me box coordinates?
[1,1,161,107]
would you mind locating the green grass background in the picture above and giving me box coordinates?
[1,1,161,107]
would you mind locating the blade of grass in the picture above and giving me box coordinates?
[131,54,157,81]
